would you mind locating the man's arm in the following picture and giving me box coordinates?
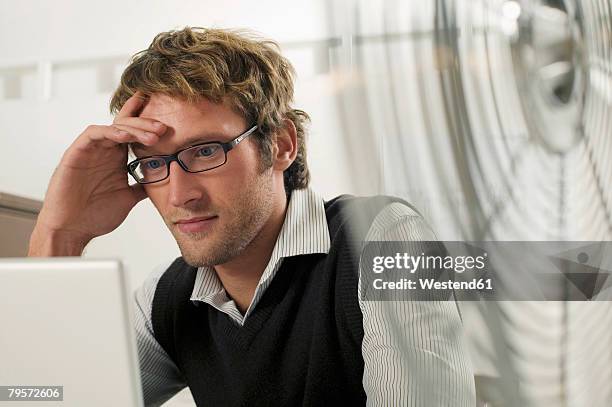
[359,203,476,406]
[28,92,165,257]
[133,261,187,406]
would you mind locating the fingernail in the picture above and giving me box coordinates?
[153,121,165,128]
[117,130,128,137]
[144,132,157,141]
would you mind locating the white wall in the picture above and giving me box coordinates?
[0,0,330,63]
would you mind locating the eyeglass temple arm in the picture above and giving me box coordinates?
[226,125,258,150]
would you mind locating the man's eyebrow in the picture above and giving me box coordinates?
[131,133,228,156]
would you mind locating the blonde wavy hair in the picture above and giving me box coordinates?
[110,27,310,192]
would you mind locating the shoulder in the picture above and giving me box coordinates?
[325,194,434,241]
[367,201,437,241]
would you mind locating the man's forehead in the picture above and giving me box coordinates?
[130,94,246,155]
[139,94,207,119]
[138,94,240,125]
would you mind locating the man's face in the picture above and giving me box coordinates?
[135,94,276,267]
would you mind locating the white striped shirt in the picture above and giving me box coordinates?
[133,188,476,406]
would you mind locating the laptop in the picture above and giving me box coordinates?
[0,258,143,407]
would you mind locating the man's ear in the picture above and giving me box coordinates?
[272,119,298,171]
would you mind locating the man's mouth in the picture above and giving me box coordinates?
[174,216,218,234]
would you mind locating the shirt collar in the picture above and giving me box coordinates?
[272,187,331,258]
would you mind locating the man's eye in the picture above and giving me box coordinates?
[196,145,219,157]
[144,159,164,170]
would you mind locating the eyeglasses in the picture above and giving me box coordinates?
[127,125,257,184]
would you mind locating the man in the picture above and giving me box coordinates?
[29,27,475,406]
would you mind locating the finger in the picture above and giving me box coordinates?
[130,183,148,203]
[112,124,160,145]
[75,125,148,150]
[113,116,166,135]
[115,91,147,120]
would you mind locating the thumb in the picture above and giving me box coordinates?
[130,183,149,204]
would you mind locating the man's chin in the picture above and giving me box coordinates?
[180,249,231,268]
[175,236,226,267]
[179,247,213,267]
[176,231,211,241]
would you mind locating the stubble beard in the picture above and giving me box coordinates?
[168,173,275,267]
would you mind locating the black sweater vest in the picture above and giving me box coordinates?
[151,195,415,406]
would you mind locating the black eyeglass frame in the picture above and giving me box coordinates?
[127,125,258,184]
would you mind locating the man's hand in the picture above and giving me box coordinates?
[29,92,165,256]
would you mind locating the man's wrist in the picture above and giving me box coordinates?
[28,227,90,257]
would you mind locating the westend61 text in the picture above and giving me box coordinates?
[373,278,493,291]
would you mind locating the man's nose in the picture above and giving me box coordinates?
[167,161,204,207]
